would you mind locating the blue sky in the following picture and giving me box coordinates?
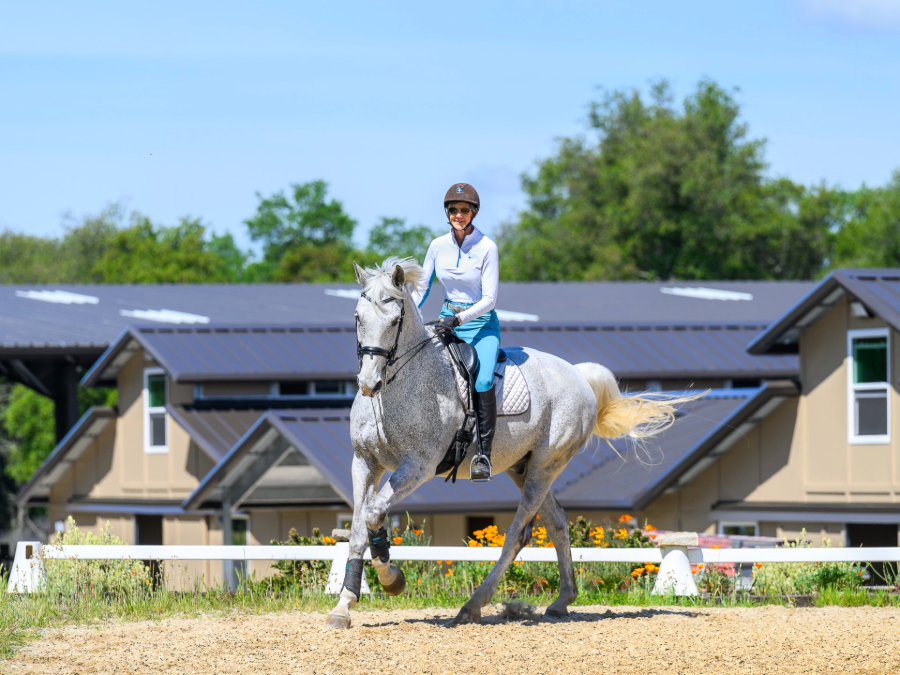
[2,1,899,252]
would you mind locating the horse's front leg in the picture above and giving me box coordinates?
[326,453,383,630]
[363,458,435,597]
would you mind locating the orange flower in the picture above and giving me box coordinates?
[472,530,484,539]
[615,528,628,540]
[644,524,657,532]
[436,560,443,565]
[754,563,763,569]
[650,534,657,540]
[618,514,632,523]
[545,542,555,548]
[468,540,483,547]
[445,569,453,577]
[710,545,721,549]
[577,567,584,573]
[445,560,453,565]
[631,568,644,577]
[322,536,336,544]
[393,537,403,545]
[413,529,423,536]
[535,515,540,520]
[417,579,422,585]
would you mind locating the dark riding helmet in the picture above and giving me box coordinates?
[443,183,480,211]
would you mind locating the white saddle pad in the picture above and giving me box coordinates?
[452,346,531,416]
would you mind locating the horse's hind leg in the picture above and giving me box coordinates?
[451,461,562,626]
[506,471,577,619]
[539,493,577,618]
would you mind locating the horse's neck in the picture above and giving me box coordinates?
[389,289,454,393]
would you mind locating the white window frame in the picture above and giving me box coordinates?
[847,328,891,445]
[718,521,759,537]
[143,367,169,454]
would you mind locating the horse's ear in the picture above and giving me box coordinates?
[353,262,369,286]
[391,264,406,289]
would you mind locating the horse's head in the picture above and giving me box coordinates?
[353,257,425,396]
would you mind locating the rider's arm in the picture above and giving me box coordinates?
[457,243,498,323]
[411,241,436,308]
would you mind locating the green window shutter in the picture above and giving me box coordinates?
[148,374,167,408]
[853,337,887,384]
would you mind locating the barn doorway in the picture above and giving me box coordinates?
[136,515,164,584]
[846,523,898,586]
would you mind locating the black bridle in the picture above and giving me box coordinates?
[355,290,433,386]
[356,291,405,367]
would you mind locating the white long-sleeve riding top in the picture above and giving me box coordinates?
[412,227,499,324]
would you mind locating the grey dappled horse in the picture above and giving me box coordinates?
[326,257,694,628]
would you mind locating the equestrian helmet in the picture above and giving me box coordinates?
[443,183,480,211]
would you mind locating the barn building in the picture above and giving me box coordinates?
[10,274,899,584]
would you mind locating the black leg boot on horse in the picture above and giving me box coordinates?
[470,384,496,482]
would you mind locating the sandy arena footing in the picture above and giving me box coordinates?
[5,604,900,674]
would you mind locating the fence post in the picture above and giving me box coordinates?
[652,532,699,596]
[7,541,44,593]
[326,531,369,595]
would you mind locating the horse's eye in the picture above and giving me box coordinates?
[390,317,400,326]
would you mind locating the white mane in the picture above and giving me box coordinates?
[360,256,426,312]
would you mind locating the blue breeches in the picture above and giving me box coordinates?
[439,306,501,392]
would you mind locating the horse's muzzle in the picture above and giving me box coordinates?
[359,380,382,397]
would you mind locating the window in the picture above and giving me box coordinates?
[144,368,168,453]
[276,381,357,398]
[848,329,891,444]
[718,522,758,537]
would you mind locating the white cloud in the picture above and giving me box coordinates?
[801,0,900,29]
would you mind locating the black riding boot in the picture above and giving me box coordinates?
[470,385,497,482]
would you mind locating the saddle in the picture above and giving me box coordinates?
[435,334,531,482]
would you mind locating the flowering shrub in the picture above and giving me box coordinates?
[266,527,337,591]
[43,517,151,598]
[751,530,863,596]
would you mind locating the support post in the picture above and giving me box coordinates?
[652,532,700,596]
[53,361,80,443]
[7,542,44,593]
[220,498,237,592]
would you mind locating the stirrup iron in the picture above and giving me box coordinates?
[470,453,492,482]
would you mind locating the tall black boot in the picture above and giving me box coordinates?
[470,384,496,482]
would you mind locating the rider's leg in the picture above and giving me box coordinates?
[326,454,383,629]
[469,329,500,481]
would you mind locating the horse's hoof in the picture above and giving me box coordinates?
[381,567,406,596]
[450,607,482,626]
[325,613,351,630]
[544,608,569,620]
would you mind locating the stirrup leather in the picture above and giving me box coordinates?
[469,453,492,482]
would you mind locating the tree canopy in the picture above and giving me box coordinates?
[498,80,899,281]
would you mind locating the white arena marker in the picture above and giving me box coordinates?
[495,309,540,322]
[120,309,211,324]
[15,290,100,305]
[660,287,753,302]
[324,289,362,299]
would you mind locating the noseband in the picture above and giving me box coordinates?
[356,291,406,369]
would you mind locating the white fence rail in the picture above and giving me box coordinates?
[8,537,900,597]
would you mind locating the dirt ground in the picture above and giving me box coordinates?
[5,604,900,675]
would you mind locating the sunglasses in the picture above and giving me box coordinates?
[446,206,475,215]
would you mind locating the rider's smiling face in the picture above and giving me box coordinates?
[446,201,475,233]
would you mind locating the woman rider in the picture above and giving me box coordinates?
[412,183,500,482]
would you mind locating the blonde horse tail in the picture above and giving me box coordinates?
[575,362,705,441]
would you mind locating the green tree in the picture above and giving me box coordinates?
[244,180,357,281]
[366,217,438,262]
[832,171,900,269]
[90,215,245,283]
[3,385,117,484]
[499,80,839,281]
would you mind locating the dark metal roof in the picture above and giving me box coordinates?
[748,269,900,355]
[184,383,797,513]
[166,405,266,462]
[15,407,116,507]
[0,280,814,354]
[83,322,798,388]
